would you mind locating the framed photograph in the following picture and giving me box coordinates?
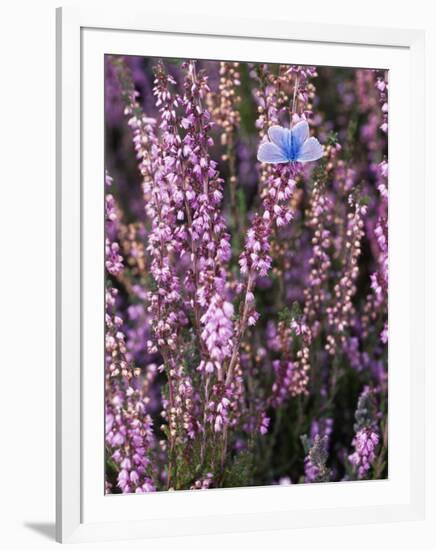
[56,6,426,543]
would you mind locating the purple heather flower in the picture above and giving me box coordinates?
[259,412,270,435]
[199,296,234,371]
[348,387,381,479]
[105,239,123,276]
[190,473,213,490]
[349,428,380,478]
[303,434,331,483]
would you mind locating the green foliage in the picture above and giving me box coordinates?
[223,449,255,488]
[278,301,301,324]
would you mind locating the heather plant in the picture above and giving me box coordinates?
[104,56,388,493]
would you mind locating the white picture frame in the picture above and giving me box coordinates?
[56,6,426,543]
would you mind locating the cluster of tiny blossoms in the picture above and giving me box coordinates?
[269,316,312,403]
[375,71,388,134]
[105,179,157,492]
[105,173,124,277]
[372,73,389,344]
[349,428,380,478]
[303,418,334,484]
[112,59,241,488]
[105,372,157,493]
[325,195,367,355]
[302,141,342,338]
[302,431,331,483]
[348,386,380,479]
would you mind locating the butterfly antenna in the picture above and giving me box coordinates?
[291,75,300,119]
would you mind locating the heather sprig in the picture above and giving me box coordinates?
[208,62,242,245]
[348,386,380,479]
[301,433,331,483]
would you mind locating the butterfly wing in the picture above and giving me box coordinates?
[296,137,324,163]
[257,142,289,164]
[290,120,309,150]
[268,126,290,150]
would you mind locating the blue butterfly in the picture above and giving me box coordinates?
[257,120,323,164]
